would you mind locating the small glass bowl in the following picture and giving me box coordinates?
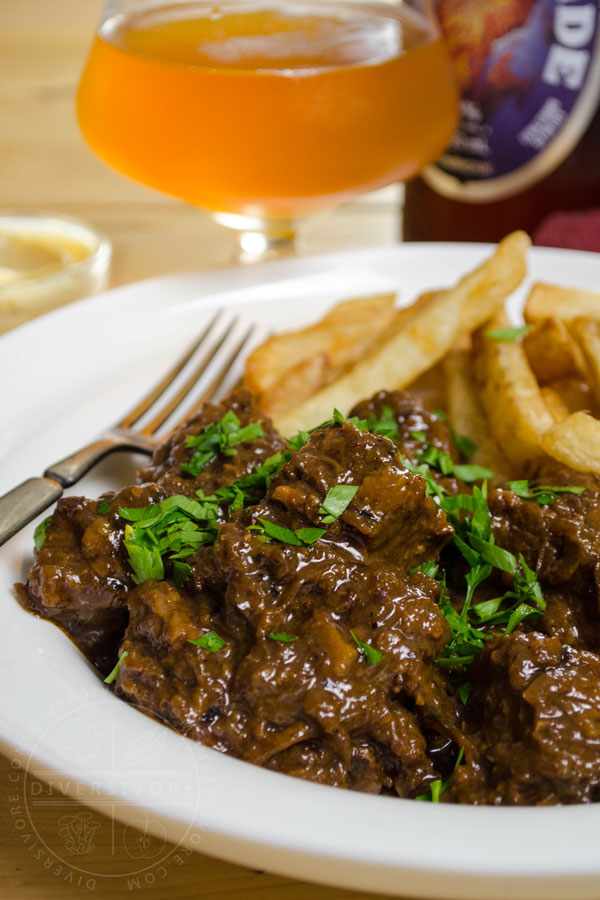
[0,211,112,334]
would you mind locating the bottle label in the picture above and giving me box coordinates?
[424,0,600,202]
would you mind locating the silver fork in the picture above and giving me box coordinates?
[0,313,257,546]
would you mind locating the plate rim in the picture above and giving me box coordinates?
[3,241,600,900]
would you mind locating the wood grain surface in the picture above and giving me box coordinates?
[0,2,404,898]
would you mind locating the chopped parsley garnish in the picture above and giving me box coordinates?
[367,406,399,440]
[435,487,546,669]
[119,494,219,585]
[484,325,532,342]
[410,430,427,442]
[433,408,447,422]
[451,430,476,460]
[506,480,586,506]
[287,408,368,452]
[411,560,440,578]
[318,484,358,523]
[350,630,385,665]
[33,516,51,549]
[288,430,312,452]
[249,518,325,546]
[97,500,111,515]
[402,456,449,505]
[214,450,292,512]
[181,411,264,477]
[172,560,192,587]
[269,632,298,643]
[188,630,226,653]
[459,682,472,705]
[416,748,464,802]
[417,444,494,483]
[248,482,357,547]
[104,650,128,685]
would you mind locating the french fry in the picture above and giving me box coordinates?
[545,376,597,417]
[541,386,570,424]
[568,317,600,408]
[524,282,600,324]
[541,412,600,474]
[472,311,554,469]
[443,348,511,481]
[523,317,586,384]
[275,231,530,435]
[244,292,397,415]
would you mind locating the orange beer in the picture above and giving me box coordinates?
[78,2,458,219]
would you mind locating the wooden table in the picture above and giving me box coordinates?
[0,3,403,898]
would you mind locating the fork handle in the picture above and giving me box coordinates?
[0,477,63,546]
[0,434,155,548]
[44,436,146,487]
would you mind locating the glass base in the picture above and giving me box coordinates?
[211,211,296,264]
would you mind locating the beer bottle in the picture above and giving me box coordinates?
[403,0,600,243]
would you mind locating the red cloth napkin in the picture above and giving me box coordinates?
[534,208,600,252]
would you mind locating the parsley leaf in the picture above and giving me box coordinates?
[269,632,298,643]
[295,526,327,544]
[188,630,226,653]
[119,495,219,585]
[418,443,494,483]
[410,430,427,442]
[484,325,532,342]
[287,409,368,453]
[288,430,311,452]
[249,518,325,546]
[506,479,586,506]
[410,560,440,578]
[451,430,476,459]
[435,486,545,669]
[367,406,400,440]
[33,516,51,550]
[350,630,385,665]
[318,484,359,523]
[181,411,264,477]
[123,525,165,584]
[416,748,464,802]
[97,500,111,515]
[104,650,129,685]
[172,560,192,587]
[459,682,472,705]
[214,450,292,512]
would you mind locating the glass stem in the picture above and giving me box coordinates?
[212,212,297,264]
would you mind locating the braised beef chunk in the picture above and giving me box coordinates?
[138,388,286,496]
[350,390,462,495]
[452,632,600,805]
[17,384,600,806]
[117,580,241,745]
[489,464,600,650]
[17,484,163,674]
[117,421,460,795]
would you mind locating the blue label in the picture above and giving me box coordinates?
[425,0,600,201]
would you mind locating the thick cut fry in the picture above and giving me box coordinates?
[546,376,597,417]
[275,231,530,435]
[541,412,600,474]
[524,283,600,324]
[523,317,586,384]
[569,317,600,408]
[473,311,554,469]
[244,292,397,414]
[541,386,569,424]
[443,348,511,481]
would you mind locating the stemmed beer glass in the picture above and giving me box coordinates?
[78,0,458,260]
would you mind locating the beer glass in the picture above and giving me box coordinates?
[77,0,458,260]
